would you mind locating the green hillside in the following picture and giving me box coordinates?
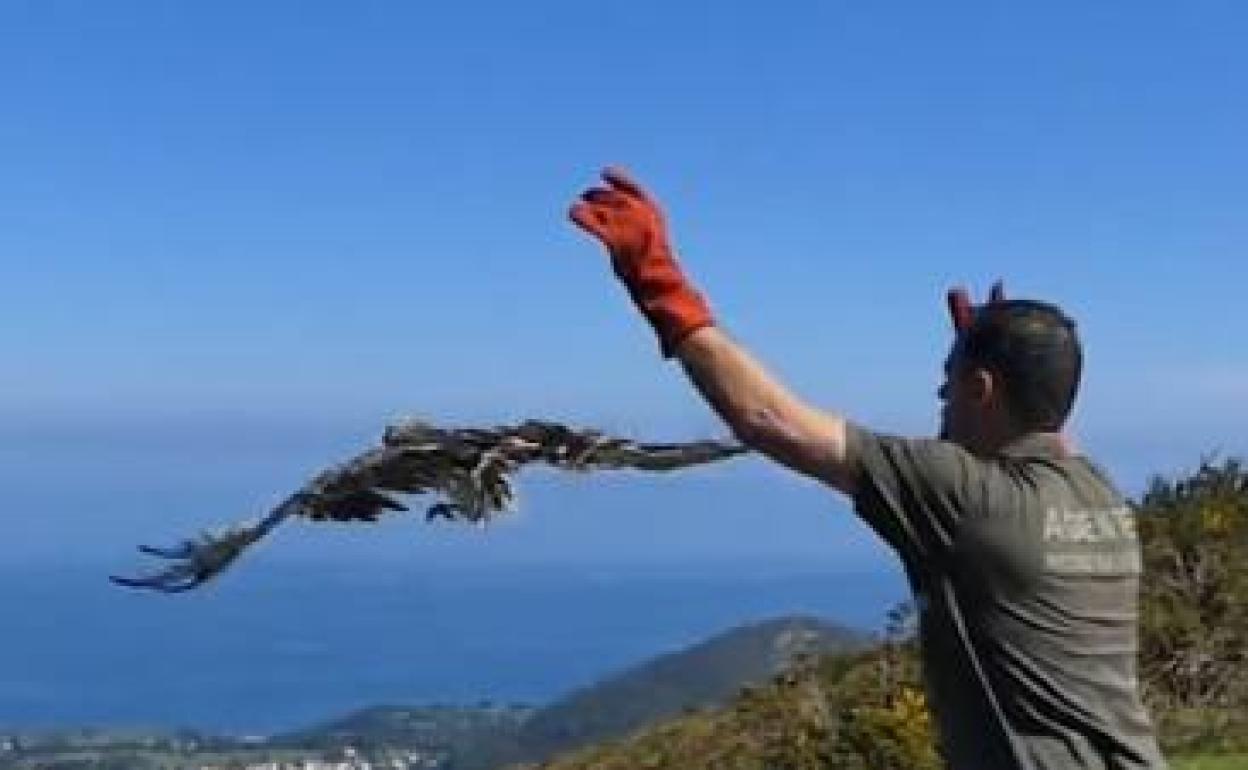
[271,702,532,766]
[264,615,868,769]
[512,615,868,763]
[510,626,936,770]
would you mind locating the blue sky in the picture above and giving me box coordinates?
[1,2,1245,571]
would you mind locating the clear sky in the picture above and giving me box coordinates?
[1,2,1245,572]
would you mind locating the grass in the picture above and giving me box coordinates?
[1172,755,1248,770]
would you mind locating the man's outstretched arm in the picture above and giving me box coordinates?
[569,167,856,495]
[675,327,854,493]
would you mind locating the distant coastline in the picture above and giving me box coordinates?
[0,561,905,734]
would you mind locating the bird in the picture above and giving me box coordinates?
[111,418,748,593]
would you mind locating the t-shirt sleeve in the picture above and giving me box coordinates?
[845,423,984,564]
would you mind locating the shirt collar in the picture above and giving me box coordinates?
[998,432,1070,460]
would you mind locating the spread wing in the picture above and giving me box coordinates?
[112,419,747,593]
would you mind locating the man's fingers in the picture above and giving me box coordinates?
[601,166,651,202]
[947,282,1008,332]
[947,287,975,333]
[569,202,611,239]
[580,187,630,208]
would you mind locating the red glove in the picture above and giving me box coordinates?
[946,280,1006,332]
[569,167,714,357]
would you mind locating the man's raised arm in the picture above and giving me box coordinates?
[676,327,854,492]
[569,167,856,494]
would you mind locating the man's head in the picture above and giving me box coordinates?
[938,285,1082,452]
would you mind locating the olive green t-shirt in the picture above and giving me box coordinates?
[847,425,1167,770]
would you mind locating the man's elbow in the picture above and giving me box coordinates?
[728,406,856,493]
[728,407,795,455]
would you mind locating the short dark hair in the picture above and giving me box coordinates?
[952,299,1083,431]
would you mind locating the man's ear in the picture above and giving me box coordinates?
[968,367,996,406]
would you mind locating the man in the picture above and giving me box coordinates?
[568,168,1167,769]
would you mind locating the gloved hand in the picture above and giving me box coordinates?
[569,167,714,357]
[947,280,1006,332]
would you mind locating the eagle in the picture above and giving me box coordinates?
[112,419,747,593]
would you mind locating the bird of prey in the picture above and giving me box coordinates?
[112,419,748,593]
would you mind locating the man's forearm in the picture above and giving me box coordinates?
[567,168,855,494]
[675,327,856,494]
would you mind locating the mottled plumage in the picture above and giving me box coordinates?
[112,419,747,592]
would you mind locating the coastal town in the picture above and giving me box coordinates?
[0,732,450,769]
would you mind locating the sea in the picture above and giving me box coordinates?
[0,561,905,735]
